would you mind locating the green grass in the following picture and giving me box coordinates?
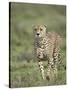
[10,61,66,88]
[10,2,66,88]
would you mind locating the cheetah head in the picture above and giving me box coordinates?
[33,25,47,38]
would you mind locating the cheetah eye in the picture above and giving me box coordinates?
[34,28,37,31]
[40,28,43,31]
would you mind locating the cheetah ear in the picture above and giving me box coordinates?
[44,25,47,28]
[32,25,35,29]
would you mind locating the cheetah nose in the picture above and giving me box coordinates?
[37,33,39,35]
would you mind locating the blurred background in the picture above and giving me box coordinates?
[10,2,66,88]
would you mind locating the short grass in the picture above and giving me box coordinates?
[10,61,66,88]
[10,2,66,88]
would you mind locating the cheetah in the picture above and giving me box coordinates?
[33,24,62,80]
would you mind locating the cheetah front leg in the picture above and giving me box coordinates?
[38,61,45,80]
[46,58,54,81]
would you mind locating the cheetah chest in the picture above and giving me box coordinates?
[35,37,50,59]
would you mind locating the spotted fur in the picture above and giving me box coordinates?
[33,25,62,80]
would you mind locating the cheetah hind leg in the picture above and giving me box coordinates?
[38,61,45,80]
[53,55,59,81]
